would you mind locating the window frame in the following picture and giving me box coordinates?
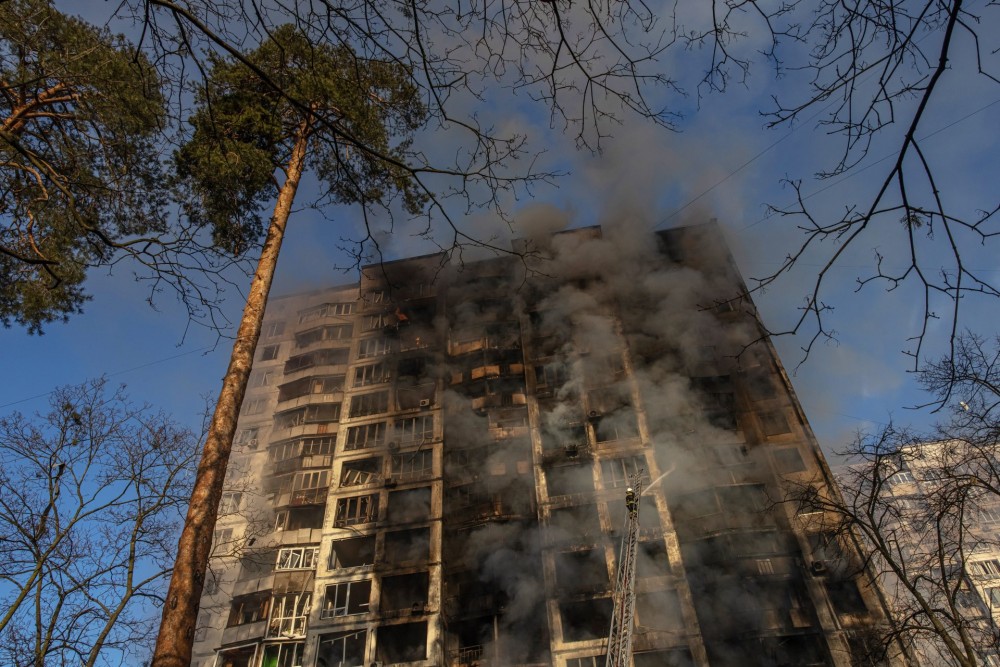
[322,580,372,618]
[345,422,387,451]
[335,494,380,527]
[276,546,320,571]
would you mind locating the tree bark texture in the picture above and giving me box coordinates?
[151,116,312,667]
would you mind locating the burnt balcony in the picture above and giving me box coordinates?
[471,393,527,414]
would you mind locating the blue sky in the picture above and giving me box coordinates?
[1,0,997,459]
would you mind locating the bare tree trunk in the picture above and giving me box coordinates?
[151,115,312,667]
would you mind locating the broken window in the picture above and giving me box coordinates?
[383,528,430,566]
[340,458,381,487]
[760,410,791,436]
[395,415,434,443]
[330,535,375,569]
[637,540,671,578]
[276,546,320,571]
[386,487,432,524]
[365,288,388,305]
[375,621,427,663]
[826,578,868,615]
[534,362,569,397]
[345,422,386,450]
[567,658,601,667]
[268,591,311,637]
[252,369,273,387]
[322,580,371,618]
[354,362,390,387]
[334,494,379,527]
[554,549,608,595]
[545,464,595,497]
[397,356,429,381]
[260,345,280,361]
[560,597,612,642]
[549,504,601,542]
[349,391,389,418]
[593,409,640,442]
[260,643,304,667]
[227,592,269,626]
[541,422,587,454]
[600,456,648,488]
[317,630,367,667]
[390,450,434,481]
[380,571,429,612]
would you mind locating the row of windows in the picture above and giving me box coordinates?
[339,451,434,487]
[265,334,423,366]
[345,416,434,450]
[299,302,354,323]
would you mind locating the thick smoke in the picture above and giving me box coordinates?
[436,208,775,662]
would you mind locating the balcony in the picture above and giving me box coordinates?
[453,645,485,666]
[221,620,268,646]
[272,455,334,476]
[273,487,330,508]
[471,393,527,414]
[276,392,344,411]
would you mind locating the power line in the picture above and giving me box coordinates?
[739,96,1000,232]
[650,63,999,234]
[0,345,215,410]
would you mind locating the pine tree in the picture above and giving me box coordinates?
[0,0,167,332]
[153,25,425,666]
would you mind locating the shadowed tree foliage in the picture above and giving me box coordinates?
[0,379,198,667]
[153,25,427,667]
[0,0,169,332]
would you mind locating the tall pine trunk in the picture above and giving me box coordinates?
[152,115,312,667]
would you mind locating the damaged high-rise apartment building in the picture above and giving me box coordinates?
[192,223,898,667]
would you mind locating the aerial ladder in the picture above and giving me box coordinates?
[605,476,642,667]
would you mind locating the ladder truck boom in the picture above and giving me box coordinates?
[605,478,642,667]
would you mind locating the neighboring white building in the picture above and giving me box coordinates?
[834,439,1000,666]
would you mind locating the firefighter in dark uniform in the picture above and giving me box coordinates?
[625,487,637,515]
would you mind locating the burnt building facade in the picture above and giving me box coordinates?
[191,224,896,667]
